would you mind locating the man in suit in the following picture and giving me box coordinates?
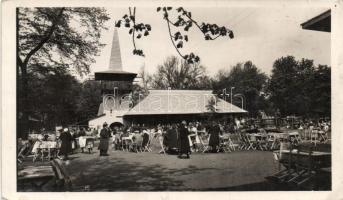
[178,121,191,159]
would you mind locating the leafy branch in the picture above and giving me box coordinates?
[116,7,234,64]
[115,7,151,56]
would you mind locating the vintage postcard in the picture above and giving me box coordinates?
[1,0,343,199]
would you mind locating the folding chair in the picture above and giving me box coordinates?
[143,135,152,152]
[143,139,152,152]
[258,134,269,151]
[219,135,231,153]
[17,145,27,164]
[267,134,276,150]
[246,134,257,150]
[318,130,328,143]
[238,133,248,150]
[228,134,241,151]
[199,134,210,153]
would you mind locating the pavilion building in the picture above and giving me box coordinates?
[88,28,247,129]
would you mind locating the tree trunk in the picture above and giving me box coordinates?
[18,64,29,139]
[17,8,29,139]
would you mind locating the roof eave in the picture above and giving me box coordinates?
[301,9,331,32]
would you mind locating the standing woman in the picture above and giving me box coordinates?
[59,128,73,160]
[209,122,221,153]
[178,121,191,159]
[99,122,111,156]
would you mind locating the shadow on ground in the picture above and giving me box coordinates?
[69,156,221,191]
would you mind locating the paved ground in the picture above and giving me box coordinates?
[63,149,280,191]
[18,136,331,191]
[19,149,282,191]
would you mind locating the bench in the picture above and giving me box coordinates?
[50,159,91,191]
[50,159,72,191]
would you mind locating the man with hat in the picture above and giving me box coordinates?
[99,122,111,156]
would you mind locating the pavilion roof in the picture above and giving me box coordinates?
[124,90,247,116]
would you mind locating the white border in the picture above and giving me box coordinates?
[2,0,343,200]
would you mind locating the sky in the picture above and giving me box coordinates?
[89,6,331,77]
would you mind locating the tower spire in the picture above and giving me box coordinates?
[108,28,123,71]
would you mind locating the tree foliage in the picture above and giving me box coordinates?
[150,56,212,89]
[212,61,269,116]
[75,80,103,124]
[17,7,109,138]
[18,67,81,128]
[268,56,331,117]
[18,68,103,132]
[18,7,109,76]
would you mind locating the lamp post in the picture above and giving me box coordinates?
[222,88,227,102]
[234,94,245,110]
[230,87,235,111]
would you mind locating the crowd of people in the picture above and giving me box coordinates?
[19,117,331,161]
[95,120,227,159]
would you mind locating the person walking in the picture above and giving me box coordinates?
[59,128,73,160]
[99,122,111,156]
[178,121,191,159]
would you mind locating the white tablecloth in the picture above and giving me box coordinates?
[31,141,58,153]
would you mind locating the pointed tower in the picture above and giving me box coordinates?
[95,28,137,82]
[108,28,123,71]
[90,28,137,129]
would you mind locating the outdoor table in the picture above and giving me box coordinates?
[32,141,59,162]
[32,141,58,151]
[250,133,268,140]
[18,165,55,191]
[29,134,56,141]
[288,132,299,136]
[78,136,95,148]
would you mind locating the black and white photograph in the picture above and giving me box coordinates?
[2,0,343,198]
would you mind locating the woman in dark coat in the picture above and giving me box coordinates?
[99,122,111,156]
[208,122,221,153]
[59,128,73,160]
[178,121,191,158]
[165,125,178,153]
